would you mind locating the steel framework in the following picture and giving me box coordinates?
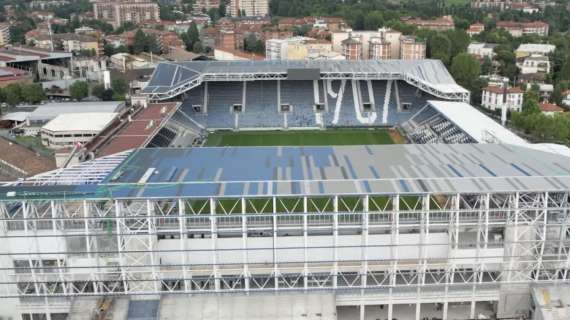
[0,190,569,319]
[144,72,470,103]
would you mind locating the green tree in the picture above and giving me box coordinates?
[522,91,540,114]
[428,33,451,65]
[21,84,46,104]
[111,78,128,96]
[132,29,147,54]
[450,53,481,93]
[363,12,384,30]
[560,56,570,81]
[445,29,470,58]
[69,81,89,101]
[481,56,493,75]
[4,84,22,106]
[192,41,204,53]
[91,84,106,100]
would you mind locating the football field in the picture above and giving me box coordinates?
[204,128,401,147]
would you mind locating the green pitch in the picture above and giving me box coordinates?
[204,128,395,147]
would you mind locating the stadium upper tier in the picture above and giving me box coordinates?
[2,144,570,201]
[142,60,469,101]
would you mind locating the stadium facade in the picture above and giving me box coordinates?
[1,60,570,320]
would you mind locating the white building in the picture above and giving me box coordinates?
[40,112,117,149]
[24,101,124,135]
[467,42,497,59]
[332,28,403,59]
[482,85,524,112]
[515,43,556,58]
[229,0,268,17]
[265,37,341,60]
[562,89,570,107]
[518,54,551,74]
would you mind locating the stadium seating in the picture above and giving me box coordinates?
[241,81,283,128]
[402,105,476,144]
[174,79,442,130]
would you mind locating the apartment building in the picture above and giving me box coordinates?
[400,36,426,60]
[229,0,269,17]
[496,21,549,37]
[0,23,10,47]
[266,37,341,60]
[93,1,160,28]
[332,28,403,60]
[193,0,220,13]
[401,15,455,31]
[482,85,524,112]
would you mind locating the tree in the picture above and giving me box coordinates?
[560,56,570,81]
[481,56,493,75]
[111,78,128,96]
[244,33,259,53]
[363,12,384,30]
[4,84,22,106]
[522,91,540,114]
[445,29,470,58]
[91,84,106,100]
[428,33,451,65]
[132,29,147,54]
[69,81,89,101]
[21,84,46,104]
[192,41,203,53]
[450,53,481,93]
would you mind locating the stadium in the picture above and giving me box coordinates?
[1,60,570,320]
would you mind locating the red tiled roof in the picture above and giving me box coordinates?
[484,86,523,94]
[539,102,564,112]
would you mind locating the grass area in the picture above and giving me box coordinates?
[204,128,396,147]
[14,136,54,156]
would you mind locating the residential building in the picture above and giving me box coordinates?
[368,37,391,60]
[467,23,485,36]
[0,24,10,47]
[341,36,362,61]
[193,0,220,13]
[518,55,550,75]
[400,36,426,60]
[41,112,118,149]
[401,15,455,31]
[471,0,512,10]
[58,34,102,56]
[497,21,549,37]
[93,1,160,28]
[515,43,556,59]
[511,2,540,13]
[467,42,497,59]
[265,37,339,60]
[332,28,402,60]
[482,85,524,112]
[562,89,570,107]
[538,102,564,115]
[71,57,108,82]
[229,0,269,17]
[527,83,554,102]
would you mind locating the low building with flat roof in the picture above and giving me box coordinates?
[24,101,124,135]
[40,112,118,149]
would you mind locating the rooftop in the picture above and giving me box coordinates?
[516,43,556,53]
[42,113,117,132]
[0,136,56,180]
[539,102,564,113]
[27,101,124,122]
[143,59,467,98]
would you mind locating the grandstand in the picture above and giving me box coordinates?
[142,60,467,135]
[3,60,570,320]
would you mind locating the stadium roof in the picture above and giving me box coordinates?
[427,100,528,145]
[2,144,570,200]
[427,100,570,157]
[28,101,124,122]
[42,112,117,132]
[142,60,469,101]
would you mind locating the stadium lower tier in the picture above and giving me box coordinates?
[178,80,436,130]
[1,192,569,319]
